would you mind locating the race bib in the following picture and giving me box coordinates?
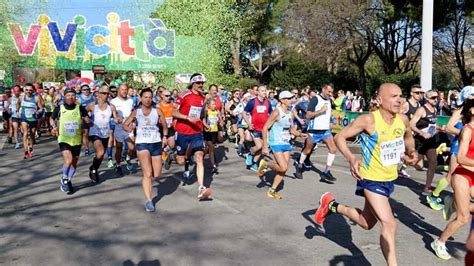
[25,108,35,118]
[256,105,266,114]
[138,126,158,141]
[188,106,202,119]
[98,126,109,137]
[281,129,291,143]
[208,117,218,127]
[380,137,405,167]
[64,122,79,136]
[165,117,173,128]
[427,125,436,136]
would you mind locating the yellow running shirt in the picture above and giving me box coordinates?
[359,109,406,182]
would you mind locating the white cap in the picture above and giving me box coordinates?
[457,86,474,106]
[279,90,294,100]
[243,93,252,99]
[190,74,206,84]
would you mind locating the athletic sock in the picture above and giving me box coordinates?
[92,157,102,170]
[299,153,307,165]
[107,147,113,158]
[325,153,336,171]
[62,166,69,178]
[67,167,76,181]
[328,201,338,213]
[185,160,189,172]
[433,177,449,197]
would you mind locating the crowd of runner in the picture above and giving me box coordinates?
[1,75,474,265]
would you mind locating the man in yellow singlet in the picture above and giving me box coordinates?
[314,83,418,266]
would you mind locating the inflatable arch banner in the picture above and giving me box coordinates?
[6,12,207,72]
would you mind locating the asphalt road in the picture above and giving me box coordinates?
[0,133,466,265]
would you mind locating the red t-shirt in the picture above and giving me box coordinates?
[175,90,205,134]
[215,96,222,112]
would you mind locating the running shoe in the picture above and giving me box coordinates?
[320,171,336,182]
[314,192,335,225]
[426,194,443,211]
[257,159,268,176]
[198,186,212,200]
[7,136,12,144]
[126,160,134,171]
[294,163,303,179]
[398,168,410,178]
[211,165,218,174]
[15,143,21,149]
[23,151,28,159]
[431,239,451,260]
[89,167,99,183]
[443,195,455,221]
[436,143,447,155]
[250,164,258,172]
[303,160,313,169]
[164,153,172,170]
[115,165,124,177]
[246,153,254,166]
[60,178,73,194]
[267,189,282,199]
[145,200,155,212]
[107,159,114,169]
[182,171,195,180]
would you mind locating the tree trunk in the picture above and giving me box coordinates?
[230,30,242,77]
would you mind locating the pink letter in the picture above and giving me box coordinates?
[8,23,41,55]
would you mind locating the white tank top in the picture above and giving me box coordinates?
[308,95,331,130]
[135,107,162,144]
[89,104,112,138]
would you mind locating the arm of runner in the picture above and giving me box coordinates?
[400,114,418,166]
[172,108,199,123]
[80,105,93,126]
[290,124,308,139]
[409,107,430,139]
[334,113,373,180]
[5,98,11,113]
[157,108,168,147]
[110,104,121,124]
[446,109,462,135]
[457,127,474,167]
[261,108,279,156]
[243,100,254,130]
[122,109,137,132]
[85,102,94,113]
[16,96,21,114]
[305,96,321,119]
[50,106,60,136]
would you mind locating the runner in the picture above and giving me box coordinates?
[243,85,272,171]
[5,86,21,149]
[234,93,252,156]
[3,88,12,142]
[44,86,55,133]
[157,89,177,170]
[86,85,119,183]
[410,90,448,195]
[110,83,136,176]
[257,91,308,199]
[431,98,474,260]
[16,83,44,159]
[294,84,337,182]
[203,98,222,174]
[106,85,118,168]
[77,84,95,156]
[314,83,417,266]
[208,84,225,143]
[50,88,92,194]
[172,73,211,200]
[426,86,474,210]
[225,90,242,144]
[123,88,168,212]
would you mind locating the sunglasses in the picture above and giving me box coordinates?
[195,82,204,85]
[163,94,171,97]
[82,89,90,91]
[100,92,109,95]
[110,90,117,93]
[413,91,424,94]
[429,96,438,100]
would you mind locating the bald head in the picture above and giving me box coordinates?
[376,83,403,114]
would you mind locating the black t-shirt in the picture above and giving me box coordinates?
[51,103,89,120]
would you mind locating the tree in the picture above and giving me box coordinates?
[434,0,473,86]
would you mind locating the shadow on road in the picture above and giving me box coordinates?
[301,208,371,265]
[123,260,161,266]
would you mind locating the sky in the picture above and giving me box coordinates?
[17,0,162,26]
